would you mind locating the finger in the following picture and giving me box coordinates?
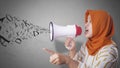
[65,39,76,50]
[50,55,60,65]
[65,38,72,47]
[50,55,58,64]
[53,58,60,65]
[65,38,73,49]
[50,55,55,62]
[69,40,76,50]
[43,48,55,55]
[51,58,58,64]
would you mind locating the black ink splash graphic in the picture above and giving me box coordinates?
[0,14,49,47]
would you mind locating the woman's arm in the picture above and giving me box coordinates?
[68,49,77,59]
[65,55,79,68]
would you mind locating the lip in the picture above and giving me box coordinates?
[85,29,88,31]
[85,29,89,35]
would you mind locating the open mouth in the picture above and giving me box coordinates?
[85,29,89,32]
[85,29,89,34]
[85,29,88,32]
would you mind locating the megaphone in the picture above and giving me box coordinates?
[49,22,82,41]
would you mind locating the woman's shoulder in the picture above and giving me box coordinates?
[92,43,118,68]
[100,43,118,53]
[96,43,118,61]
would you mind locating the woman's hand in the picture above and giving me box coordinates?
[43,37,77,65]
[43,48,69,65]
[43,48,79,68]
[64,37,76,51]
[65,37,77,58]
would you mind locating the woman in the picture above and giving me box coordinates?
[43,10,118,68]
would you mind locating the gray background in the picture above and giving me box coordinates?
[0,0,120,68]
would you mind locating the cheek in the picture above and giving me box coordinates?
[89,24,93,37]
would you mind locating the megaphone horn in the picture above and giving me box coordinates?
[49,22,82,41]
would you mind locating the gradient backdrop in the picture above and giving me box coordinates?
[0,0,120,68]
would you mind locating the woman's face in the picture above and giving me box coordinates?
[85,15,92,38]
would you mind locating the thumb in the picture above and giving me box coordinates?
[43,48,55,55]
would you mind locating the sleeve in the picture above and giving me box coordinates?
[92,45,118,68]
[73,44,86,64]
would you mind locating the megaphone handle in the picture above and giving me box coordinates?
[65,41,73,50]
[65,36,74,50]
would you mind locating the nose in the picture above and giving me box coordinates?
[85,22,89,29]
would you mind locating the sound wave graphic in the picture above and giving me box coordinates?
[0,14,49,47]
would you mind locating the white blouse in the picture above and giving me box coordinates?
[73,43,118,68]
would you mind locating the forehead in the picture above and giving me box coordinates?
[85,14,91,23]
[88,15,91,20]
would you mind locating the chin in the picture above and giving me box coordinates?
[85,35,88,38]
[85,35,91,38]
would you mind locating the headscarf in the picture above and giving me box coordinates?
[85,10,114,55]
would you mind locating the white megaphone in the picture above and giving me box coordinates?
[49,22,82,41]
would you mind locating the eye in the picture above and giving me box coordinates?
[90,17,92,22]
[87,15,92,23]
